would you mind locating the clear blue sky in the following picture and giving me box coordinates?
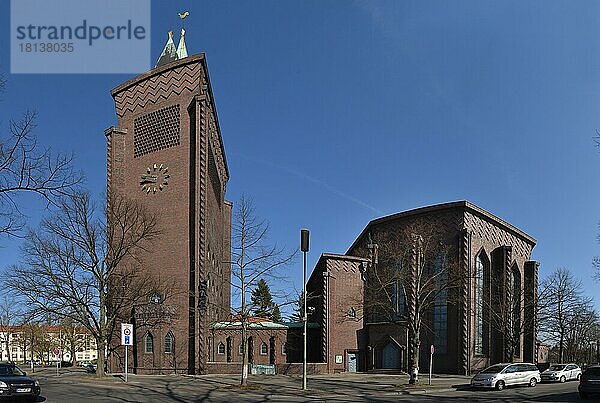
[1,0,600,314]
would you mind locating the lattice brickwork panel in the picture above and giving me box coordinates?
[133,105,181,157]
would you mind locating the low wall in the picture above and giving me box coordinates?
[205,362,329,375]
[276,363,328,375]
[132,367,188,375]
[206,362,243,374]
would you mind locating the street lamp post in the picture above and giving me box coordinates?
[301,229,309,391]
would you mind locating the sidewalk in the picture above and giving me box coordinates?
[394,373,472,395]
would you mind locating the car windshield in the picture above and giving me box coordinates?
[0,365,25,376]
[480,364,507,374]
[549,365,565,371]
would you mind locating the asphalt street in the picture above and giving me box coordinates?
[28,368,586,402]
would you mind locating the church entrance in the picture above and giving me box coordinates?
[382,343,401,369]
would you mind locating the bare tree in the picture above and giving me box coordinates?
[564,306,599,363]
[5,191,161,377]
[0,110,83,238]
[0,72,82,238]
[538,268,591,364]
[228,195,296,386]
[58,318,86,365]
[361,220,462,384]
[474,264,548,364]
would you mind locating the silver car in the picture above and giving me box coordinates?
[541,363,581,383]
[471,363,541,391]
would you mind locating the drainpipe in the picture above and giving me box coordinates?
[326,271,330,374]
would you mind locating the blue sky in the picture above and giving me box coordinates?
[1,0,600,314]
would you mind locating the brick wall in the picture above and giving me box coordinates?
[208,328,287,366]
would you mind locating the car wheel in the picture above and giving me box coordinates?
[560,375,566,383]
[578,373,581,381]
[529,377,537,387]
[495,380,505,391]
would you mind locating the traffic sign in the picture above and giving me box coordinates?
[121,323,133,346]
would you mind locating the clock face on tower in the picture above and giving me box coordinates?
[140,164,170,194]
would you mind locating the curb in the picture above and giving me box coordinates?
[400,387,456,395]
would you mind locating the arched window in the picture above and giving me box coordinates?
[217,342,225,355]
[260,342,268,355]
[474,254,485,355]
[239,343,243,355]
[144,333,153,354]
[348,307,356,318]
[164,332,174,354]
[391,261,406,318]
[512,265,521,356]
[432,254,447,354]
[474,252,491,355]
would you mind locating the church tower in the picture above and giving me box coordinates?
[106,24,231,374]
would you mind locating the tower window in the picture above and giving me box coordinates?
[217,342,225,355]
[260,342,268,355]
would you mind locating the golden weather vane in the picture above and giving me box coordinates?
[178,11,190,28]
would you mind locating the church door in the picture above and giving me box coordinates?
[382,343,400,369]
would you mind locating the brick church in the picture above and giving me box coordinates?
[104,26,539,376]
[106,29,232,374]
[305,201,539,375]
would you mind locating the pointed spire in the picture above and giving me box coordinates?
[155,31,178,68]
[177,28,188,59]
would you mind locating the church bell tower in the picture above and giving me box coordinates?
[106,17,232,374]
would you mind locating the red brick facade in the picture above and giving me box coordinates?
[208,319,287,367]
[306,254,367,373]
[306,201,538,374]
[106,54,231,374]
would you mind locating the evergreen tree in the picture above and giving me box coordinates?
[272,305,282,322]
[291,292,305,322]
[251,279,276,319]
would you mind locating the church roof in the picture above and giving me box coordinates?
[346,200,537,254]
[176,28,188,59]
[211,318,288,330]
[155,31,178,68]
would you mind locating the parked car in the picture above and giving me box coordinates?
[0,362,41,400]
[85,363,97,374]
[579,365,600,399]
[471,363,541,391]
[78,361,91,367]
[541,363,581,383]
